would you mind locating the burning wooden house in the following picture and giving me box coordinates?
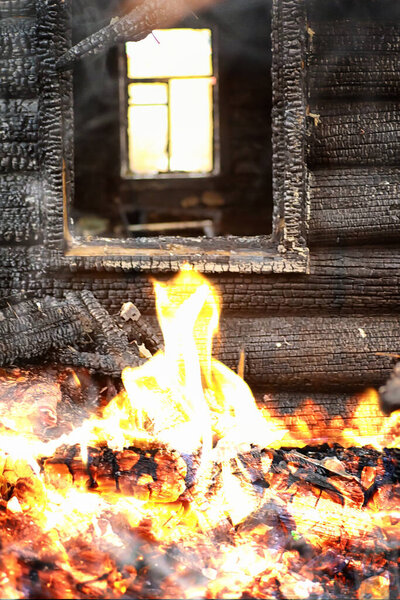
[0,0,399,598]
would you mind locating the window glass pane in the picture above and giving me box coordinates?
[169,78,213,173]
[128,83,168,105]
[126,29,213,79]
[127,105,169,174]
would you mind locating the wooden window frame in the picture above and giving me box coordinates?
[40,0,309,275]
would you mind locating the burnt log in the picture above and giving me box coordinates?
[307,102,400,167]
[256,390,372,418]
[307,20,400,99]
[54,349,138,376]
[43,446,188,502]
[0,143,38,173]
[6,246,400,316]
[0,57,38,99]
[57,0,189,71]
[308,55,400,100]
[0,298,88,366]
[211,314,400,391]
[0,292,145,375]
[51,291,144,375]
[0,17,36,58]
[309,167,400,246]
[306,0,400,22]
[36,0,70,248]
[309,21,400,55]
[0,0,36,17]
[0,174,41,243]
[0,100,38,145]
[6,245,400,317]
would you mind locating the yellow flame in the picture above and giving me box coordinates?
[100,270,284,500]
[0,270,399,599]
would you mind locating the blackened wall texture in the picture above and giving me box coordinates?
[1,0,400,415]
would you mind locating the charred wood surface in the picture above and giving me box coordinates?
[307,20,400,99]
[307,102,400,167]
[54,291,144,376]
[309,21,400,54]
[256,390,367,418]
[0,142,38,173]
[309,167,400,245]
[308,55,400,99]
[57,0,190,71]
[118,302,163,355]
[0,300,86,366]
[212,315,400,390]
[271,0,308,252]
[0,292,145,375]
[0,17,36,57]
[0,57,38,99]
[255,390,393,446]
[37,0,70,248]
[0,0,36,17]
[6,247,400,315]
[0,174,41,243]
[0,100,38,144]
[54,349,139,377]
[306,0,400,22]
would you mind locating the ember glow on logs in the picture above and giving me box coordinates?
[0,271,399,599]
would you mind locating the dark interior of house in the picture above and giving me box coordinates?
[71,0,273,239]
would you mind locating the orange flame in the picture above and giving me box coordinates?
[0,271,398,599]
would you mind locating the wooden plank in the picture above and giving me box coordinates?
[309,167,400,245]
[307,102,400,167]
[0,17,36,57]
[0,56,38,98]
[0,174,41,242]
[0,0,36,17]
[2,246,400,316]
[308,55,400,99]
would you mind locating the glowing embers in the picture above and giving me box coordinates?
[0,272,398,598]
[125,29,215,176]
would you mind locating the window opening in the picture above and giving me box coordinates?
[70,1,274,242]
[124,29,216,177]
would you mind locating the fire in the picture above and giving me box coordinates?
[0,270,398,599]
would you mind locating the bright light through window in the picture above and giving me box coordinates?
[125,29,215,176]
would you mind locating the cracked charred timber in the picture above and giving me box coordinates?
[56,0,190,71]
[0,292,162,376]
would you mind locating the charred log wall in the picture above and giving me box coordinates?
[306,0,400,246]
[0,0,400,401]
[0,2,41,244]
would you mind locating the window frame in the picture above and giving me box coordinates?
[39,0,309,275]
[119,27,221,181]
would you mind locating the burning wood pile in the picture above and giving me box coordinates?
[0,270,398,599]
